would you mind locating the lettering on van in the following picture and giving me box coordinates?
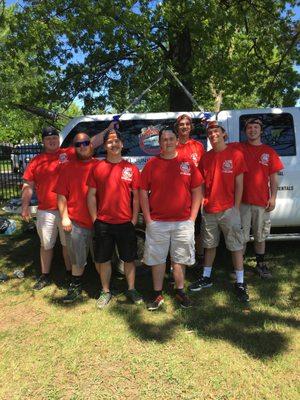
[277,186,293,191]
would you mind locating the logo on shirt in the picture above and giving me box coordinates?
[180,162,191,176]
[121,167,133,181]
[190,153,199,166]
[260,153,270,166]
[222,160,233,173]
[59,153,69,164]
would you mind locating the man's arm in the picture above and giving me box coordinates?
[234,173,244,209]
[21,181,34,221]
[139,189,152,224]
[131,189,140,226]
[90,121,115,148]
[189,185,203,221]
[87,187,98,222]
[266,172,278,212]
[57,194,72,232]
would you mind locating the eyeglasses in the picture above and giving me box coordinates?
[74,140,90,148]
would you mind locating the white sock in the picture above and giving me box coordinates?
[235,270,244,284]
[203,267,212,278]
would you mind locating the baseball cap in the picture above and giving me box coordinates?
[206,120,225,132]
[42,126,59,138]
[244,118,263,128]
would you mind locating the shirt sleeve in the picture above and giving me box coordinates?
[191,164,204,188]
[22,155,37,181]
[269,150,284,174]
[131,166,140,190]
[140,161,151,191]
[234,149,248,175]
[53,164,69,197]
[86,164,98,188]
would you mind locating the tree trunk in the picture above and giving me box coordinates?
[168,25,193,111]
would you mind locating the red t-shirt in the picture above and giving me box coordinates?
[23,147,76,210]
[233,142,284,207]
[140,156,204,221]
[87,159,140,224]
[199,146,247,213]
[54,159,98,229]
[177,139,205,167]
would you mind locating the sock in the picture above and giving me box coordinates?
[41,273,50,279]
[175,288,185,295]
[235,270,244,284]
[203,266,212,278]
[154,290,162,298]
[256,254,265,265]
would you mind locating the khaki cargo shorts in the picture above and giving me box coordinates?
[36,209,66,250]
[240,203,271,243]
[143,220,195,266]
[201,207,244,251]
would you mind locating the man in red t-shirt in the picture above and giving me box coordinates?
[189,121,250,303]
[54,133,97,302]
[21,123,114,290]
[140,126,203,310]
[175,114,206,268]
[239,118,284,278]
[87,129,143,309]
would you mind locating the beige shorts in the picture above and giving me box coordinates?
[36,210,66,250]
[240,203,271,243]
[143,220,195,266]
[201,207,244,251]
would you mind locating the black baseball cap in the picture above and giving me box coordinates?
[42,126,59,138]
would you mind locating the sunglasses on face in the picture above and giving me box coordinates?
[74,140,90,148]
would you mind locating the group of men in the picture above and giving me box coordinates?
[21,113,283,310]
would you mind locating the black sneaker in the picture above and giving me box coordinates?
[188,276,213,292]
[126,288,143,305]
[147,294,164,311]
[175,292,193,308]
[33,275,51,290]
[234,282,250,303]
[62,282,82,303]
[256,263,272,279]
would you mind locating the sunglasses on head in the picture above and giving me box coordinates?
[74,140,90,148]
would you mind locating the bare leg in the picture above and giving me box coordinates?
[152,263,166,291]
[204,247,216,267]
[72,264,85,277]
[172,262,186,289]
[254,241,265,255]
[231,249,244,271]
[40,247,53,274]
[96,261,112,292]
[124,262,135,290]
[62,245,72,272]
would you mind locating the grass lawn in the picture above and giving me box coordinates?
[0,216,299,400]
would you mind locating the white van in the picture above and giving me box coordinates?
[60,107,300,232]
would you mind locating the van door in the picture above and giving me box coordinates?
[218,107,300,228]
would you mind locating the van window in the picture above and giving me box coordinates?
[239,113,296,156]
[61,118,207,156]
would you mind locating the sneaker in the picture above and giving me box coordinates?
[147,294,164,311]
[126,288,143,305]
[96,291,112,309]
[175,291,193,308]
[0,272,9,282]
[234,282,250,303]
[188,276,213,292]
[33,275,51,290]
[62,282,82,303]
[256,263,272,279]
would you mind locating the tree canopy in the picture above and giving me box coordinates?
[1,0,299,124]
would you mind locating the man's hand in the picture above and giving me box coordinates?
[131,217,138,226]
[266,198,276,212]
[21,206,31,222]
[62,216,72,232]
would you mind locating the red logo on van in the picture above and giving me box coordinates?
[139,126,160,155]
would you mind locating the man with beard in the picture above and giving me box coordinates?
[54,133,98,302]
[87,129,142,309]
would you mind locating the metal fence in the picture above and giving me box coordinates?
[0,142,42,201]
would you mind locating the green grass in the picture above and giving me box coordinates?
[0,216,299,400]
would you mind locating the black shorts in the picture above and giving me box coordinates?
[93,220,137,263]
[195,211,202,236]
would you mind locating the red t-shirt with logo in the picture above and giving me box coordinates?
[199,146,247,213]
[23,147,76,210]
[177,139,205,167]
[140,156,204,221]
[87,159,140,224]
[233,142,284,207]
[54,159,98,229]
